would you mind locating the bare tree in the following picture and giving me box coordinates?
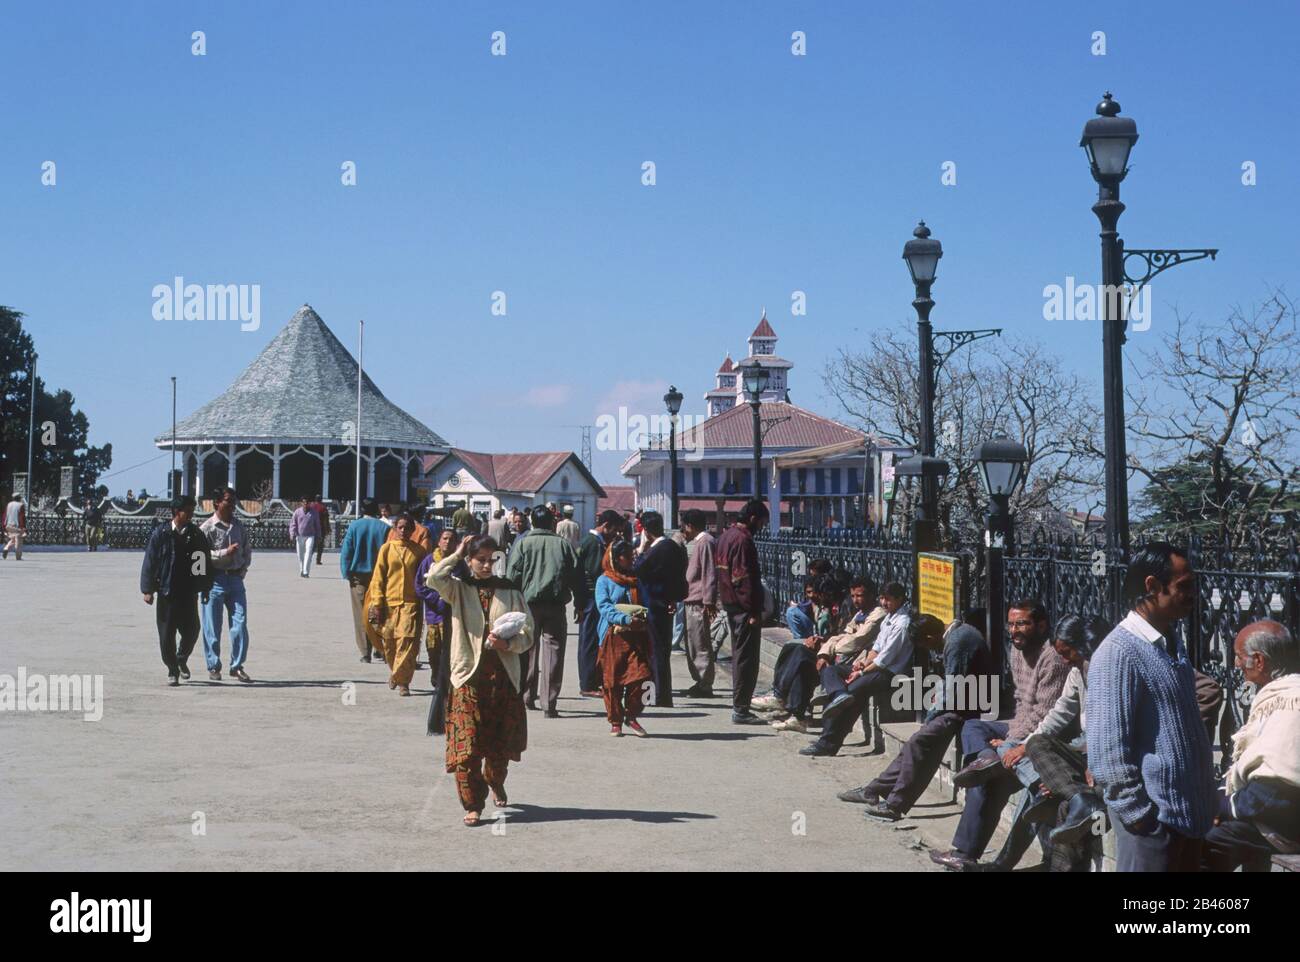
[1123,290,1300,546]
[822,330,1104,545]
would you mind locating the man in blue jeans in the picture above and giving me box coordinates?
[930,599,1069,871]
[799,582,913,757]
[200,488,253,682]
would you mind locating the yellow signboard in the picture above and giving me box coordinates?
[917,552,959,623]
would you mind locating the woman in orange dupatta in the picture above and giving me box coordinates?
[593,539,654,736]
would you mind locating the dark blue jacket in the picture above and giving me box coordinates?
[140,520,214,598]
[634,537,688,609]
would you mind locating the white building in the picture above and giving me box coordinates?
[417,449,606,531]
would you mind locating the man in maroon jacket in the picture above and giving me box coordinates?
[714,499,769,723]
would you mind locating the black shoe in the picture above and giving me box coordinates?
[544,708,560,719]
[929,849,977,872]
[231,667,252,683]
[837,786,881,805]
[863,800,903,822]
[1049,793,1108,844]
[167,674,180,687]
[731,710,765,725]
[360,655,372,664]
[798,743,838,757]
[177,664,191,680]
[684,684,716,698]
[1024,790,1061,825]
[820,692,855,725]
[952,751,1002,788]
[526,700,539,712]
[208,669,222,681]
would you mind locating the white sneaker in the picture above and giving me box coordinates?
[751,694,785,712]
[773,716,808,733]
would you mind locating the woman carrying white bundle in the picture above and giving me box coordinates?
[594,539,653,737]
[426,534,534,826]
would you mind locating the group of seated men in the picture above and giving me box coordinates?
[748,544,1300,872]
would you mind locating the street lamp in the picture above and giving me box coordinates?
[976,436,1028,549]
[1081,92,1135,563]
[903,222,943,552]
[975,435,1027,692]
[738,359,769,503]
[1080,91,1217,564]
[663,384,683,528]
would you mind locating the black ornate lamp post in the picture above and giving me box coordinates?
[903,223,942,551]
[663,384,683,528]
[976,436,1028,693]
[902,221,1001,551]
[738,359,770,503]
[1080,92,1217,560]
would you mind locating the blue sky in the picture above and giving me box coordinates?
[3,0,1296,491]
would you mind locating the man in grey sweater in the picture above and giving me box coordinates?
[1087,542,1216,872]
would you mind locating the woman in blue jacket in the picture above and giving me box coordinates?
[595,540,652,737]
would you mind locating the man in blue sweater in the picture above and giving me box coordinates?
[1087,542,1216,872]
[339,499,392,663]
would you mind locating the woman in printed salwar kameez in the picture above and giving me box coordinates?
[426,534,534,826]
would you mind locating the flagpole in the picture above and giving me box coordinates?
[171,376,178,496]
[355,320,364,515]
[26,354,37,496]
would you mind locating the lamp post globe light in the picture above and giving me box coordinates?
[738,359,770,503]
[663,384,684,528]
[974,435,1027,691]
[976,436,1028,548]
[902,221,943,551]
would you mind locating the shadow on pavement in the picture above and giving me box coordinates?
[504,803,715,825]
[643,731,772,741]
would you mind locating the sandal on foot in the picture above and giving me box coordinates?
[463,811,482,826]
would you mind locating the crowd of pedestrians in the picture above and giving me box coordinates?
[134,492,1299,857]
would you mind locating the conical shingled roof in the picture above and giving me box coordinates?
[156,305,447,449]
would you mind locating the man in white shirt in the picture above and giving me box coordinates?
[800,582,913,757]
[556,505,581,549]
[2,493,26,560]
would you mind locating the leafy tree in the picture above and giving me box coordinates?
[0,306,113,500]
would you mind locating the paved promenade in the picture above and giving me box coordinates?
[1,550,945,871]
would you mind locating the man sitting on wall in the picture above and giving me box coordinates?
[754,576,882,734]
[798,582,913,758]
[839,609,989,821]
[929,599,1071,872]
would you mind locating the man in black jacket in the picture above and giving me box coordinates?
[633,510,687,708]
[575,509,627,695]
[140,496,214,686]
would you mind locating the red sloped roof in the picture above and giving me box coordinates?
[423,449,605,496]
[676,401,863,450]
[750,315,777,339]
[597,484,637,515]
[717,355,734,373]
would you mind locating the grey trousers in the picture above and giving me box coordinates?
[347,572,375,657]
[683,603,716,690]
[526,602,568,710]
[1111,814,1204,872]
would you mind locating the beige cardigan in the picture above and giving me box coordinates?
[426,553,535,692]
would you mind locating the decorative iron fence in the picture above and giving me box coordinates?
[20,505,335,551]
[758,526,1300,745]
